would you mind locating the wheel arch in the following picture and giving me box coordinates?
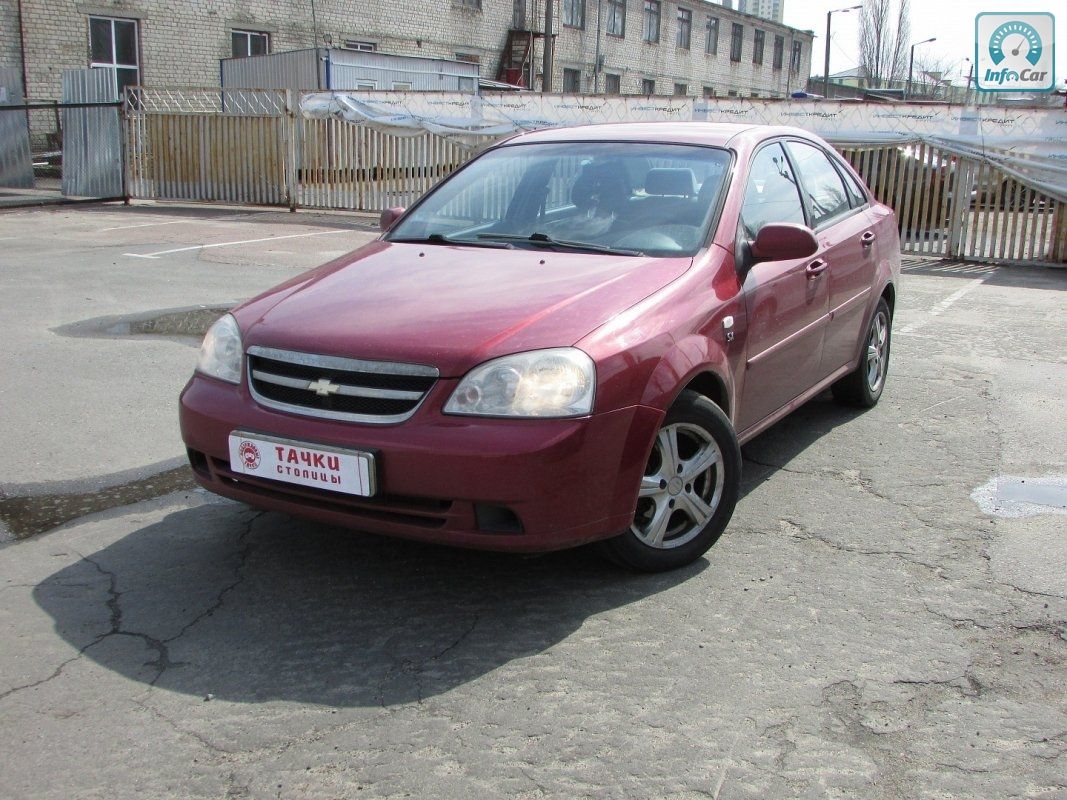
[638,334,736,422]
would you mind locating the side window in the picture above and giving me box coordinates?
[838,162,869,208]
[785,141,851,227]
[740,143,806,237]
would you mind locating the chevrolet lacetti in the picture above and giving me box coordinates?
[180,123,900,571]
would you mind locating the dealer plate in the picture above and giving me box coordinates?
[227,431,376,497]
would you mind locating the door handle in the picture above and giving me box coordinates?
[861,231,876,247]
[806,259,828,278]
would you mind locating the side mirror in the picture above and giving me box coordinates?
[749,223,818,262]
[379,206,406,232]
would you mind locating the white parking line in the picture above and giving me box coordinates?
[896,273,994,336]
[123,229,352,259]
[97,219,194,232]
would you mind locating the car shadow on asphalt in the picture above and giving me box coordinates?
[33,393,863,709]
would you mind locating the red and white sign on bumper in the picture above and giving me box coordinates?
[227,432,375,497]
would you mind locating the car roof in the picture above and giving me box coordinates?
[503,122,822,149]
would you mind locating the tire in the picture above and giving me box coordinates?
[600,391,741,572]
[831,297,891,408]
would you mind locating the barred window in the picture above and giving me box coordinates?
[643,0,661,43]
[607,0,626,36]
[791,40,803,72]
[641,77,656,95]
[705,16,719,55]
[676,8,692,49]
[753,29,764,65]
[773,35,784,70]
[605,73,622,93]
[730,22,744,62]
[563,0,586,29]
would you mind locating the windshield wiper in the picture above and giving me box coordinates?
[389,233,514,249]
[476,232,644,256]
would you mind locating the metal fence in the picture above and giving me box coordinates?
[123,88,1065,267]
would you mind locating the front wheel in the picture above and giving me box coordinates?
[601,391,741,572]
[832,297,891,408]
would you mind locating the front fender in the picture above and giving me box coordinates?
[638,334,736,418]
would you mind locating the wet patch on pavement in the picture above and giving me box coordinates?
[53,305,234,342]
[0,466,196,540]
[972,474,1067,519]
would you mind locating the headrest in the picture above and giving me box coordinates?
[571,163,629,211]
[644,168,697,197]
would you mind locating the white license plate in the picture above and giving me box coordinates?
[228,432,376,497]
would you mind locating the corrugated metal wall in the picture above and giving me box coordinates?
[327,50,479,92]
[61,69,123,198]
[0,68,34,189]
[221,49,323,92]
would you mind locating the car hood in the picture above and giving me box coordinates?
[236,241,692,377]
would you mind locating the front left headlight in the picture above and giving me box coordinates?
[196,313,243,384]
[444,348,595,418]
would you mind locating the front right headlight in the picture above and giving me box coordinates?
[444,348,595,418]
[196,313,243,384]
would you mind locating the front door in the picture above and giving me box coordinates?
[738,142,830,431]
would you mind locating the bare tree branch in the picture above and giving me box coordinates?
[859,0,911,88]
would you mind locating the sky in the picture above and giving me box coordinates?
[781,0,1067,87]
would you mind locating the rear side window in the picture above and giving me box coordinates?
[838,164,868,208]
[785,140,851,227]
[740,143,805,237]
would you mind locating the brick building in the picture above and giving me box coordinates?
[2,0,812,100]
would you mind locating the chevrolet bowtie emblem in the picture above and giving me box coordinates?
[307,378,340,396]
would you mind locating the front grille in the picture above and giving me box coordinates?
[247,345,438,423]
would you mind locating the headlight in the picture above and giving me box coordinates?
[196,313,243,384]
[444,348,595,418]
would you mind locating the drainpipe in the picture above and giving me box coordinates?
[594,0,603,93]
[16,0,30,98]
[542,0,554,91]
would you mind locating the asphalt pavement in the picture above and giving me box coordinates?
[0,203,1065,799]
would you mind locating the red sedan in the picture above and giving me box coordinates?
[180,123,900,571]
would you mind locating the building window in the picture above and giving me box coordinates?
[231,30,269,58]
[453,0,481,9]
[753,29,764,65]
[643,1,661,43]
[750,91,759,97]
[702,85,715,98]
[641,77,656,95]
[791,40,803,73]
[605,73,621,94]
[730,22,743,62]
[355,81,377,90]
[89,16,140,98]
[727,89,738,97]
[772,35,784,69]
[563,68,582,93]
[606,0,626,37]
[676,8,692,49]
[674,82,688,96]
[705,16,719,55]
[343,39,378,52]
[562,0,586,29]
[454,52,481,64]
[392,81,413,90]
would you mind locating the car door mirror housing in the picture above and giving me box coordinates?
[749,223,819,262]
[379,206,406,232]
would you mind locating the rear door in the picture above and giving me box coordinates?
[737,141,830,432]
[784,140,879,378]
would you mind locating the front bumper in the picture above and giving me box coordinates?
[179,375,663,552]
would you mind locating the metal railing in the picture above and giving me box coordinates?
[121,88,1066,266]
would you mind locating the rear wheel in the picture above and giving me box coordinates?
[601,391,740,572]
[832,297,891,408]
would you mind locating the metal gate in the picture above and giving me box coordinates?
[838,143,1065,267]
[0,68,34,189]
[60,69,123,199]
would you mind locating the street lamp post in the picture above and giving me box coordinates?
[906,37,936,101]
[823,4,862,98]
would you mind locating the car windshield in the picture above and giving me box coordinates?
[387,141,732,257]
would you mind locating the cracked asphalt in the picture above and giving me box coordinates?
[1,205,1066,799]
